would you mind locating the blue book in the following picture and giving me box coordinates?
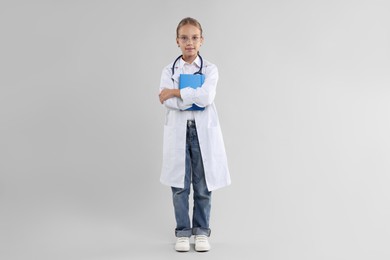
[179,74,205,111]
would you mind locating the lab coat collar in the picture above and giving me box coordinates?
[171,55,201,83]
[179,55,201,69]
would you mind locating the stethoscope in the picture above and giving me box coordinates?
[171,54,204,79]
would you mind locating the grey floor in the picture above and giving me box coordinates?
[2,185,389,260]
[1,215,249,260]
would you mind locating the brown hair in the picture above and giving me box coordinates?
[176,17,203,37]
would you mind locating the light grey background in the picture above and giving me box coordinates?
[1,0,389,259]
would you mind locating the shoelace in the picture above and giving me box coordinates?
[177,237,189,243]
[195,236,208,242]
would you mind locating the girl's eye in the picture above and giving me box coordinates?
[178,36,200,43]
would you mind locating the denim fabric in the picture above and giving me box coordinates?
[171,120,212,237]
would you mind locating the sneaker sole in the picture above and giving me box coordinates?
[195,246,210,252]
[175,244,190,252]
[175,247,190,252]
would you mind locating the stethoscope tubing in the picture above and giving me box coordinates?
[171,54,203,76]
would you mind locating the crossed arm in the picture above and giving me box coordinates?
[159,89,181,104]
[158,64,218,110]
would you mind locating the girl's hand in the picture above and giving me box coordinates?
[159,89,180,104]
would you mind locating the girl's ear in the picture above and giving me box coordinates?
[200,36,204,45]
[176,38,180,47]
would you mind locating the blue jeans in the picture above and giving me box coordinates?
[171,120,212,237]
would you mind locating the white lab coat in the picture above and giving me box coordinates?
[159,56,231,191]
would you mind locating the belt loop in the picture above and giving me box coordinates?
[187,120,195,127]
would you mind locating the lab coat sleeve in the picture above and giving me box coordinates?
[159,67,192,111]
[179,64,218,108]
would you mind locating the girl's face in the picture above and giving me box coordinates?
[176,24,203,61]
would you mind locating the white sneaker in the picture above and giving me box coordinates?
[175,237,190,252]
[195,235,210,252]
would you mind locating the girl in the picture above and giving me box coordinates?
[158,17,231,252]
